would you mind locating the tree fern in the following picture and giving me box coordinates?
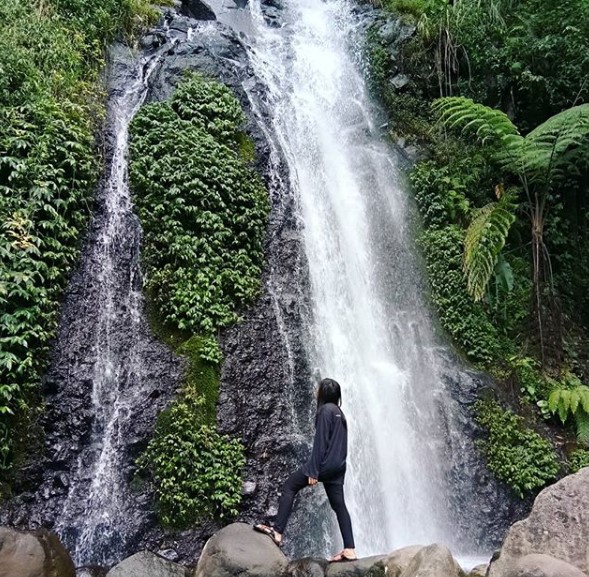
[463,195,516,301]
[519,104,589,185]
[548,384,589,445]
[434,98,589,185]
[433,96,520,144]
[576,411,589,446]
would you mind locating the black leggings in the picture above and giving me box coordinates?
[274,468,355,549]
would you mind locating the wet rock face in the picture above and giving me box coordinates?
[180,0,216,21]
[0,0,312,567]
[0,39,183,564]
[437,356,530,549]
[138,2,315,562]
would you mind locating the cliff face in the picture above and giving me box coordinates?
[0,2,314,564]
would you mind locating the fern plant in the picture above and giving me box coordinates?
[463,193,516,301]
[548,382,589,445]
[433,96,589,360]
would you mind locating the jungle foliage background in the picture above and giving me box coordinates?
[366,0,589,492]
[2,0,589,506]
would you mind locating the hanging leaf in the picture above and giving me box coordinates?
[463,196,517,301]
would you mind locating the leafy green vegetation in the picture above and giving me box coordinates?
[130,75,268,341]
[568,449,589,473]
[546,374,589,446]
[137,364,245,527]
[0,0,158,481]
[366,0,589,494]
[130,74,268,526]
[434,97,589,355]
[475,399,560,497]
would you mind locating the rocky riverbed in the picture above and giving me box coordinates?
[2,467,589,577]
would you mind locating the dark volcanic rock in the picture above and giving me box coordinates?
[180,0,216,21]
[437,354,530,549]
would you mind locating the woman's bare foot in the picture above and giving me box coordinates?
[253,524,282,547]
[329,548,357,562]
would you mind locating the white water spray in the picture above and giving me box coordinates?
[247,0,469,555]
[55,52,166,566]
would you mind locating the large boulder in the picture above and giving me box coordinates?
[325,555,385,577]
[0,526,75,577]
[488,468,589,577]
[193,523,288,577]
[399,544,463,577]
[106,551,185,577]
[285,558,328,577]
[382,545,424,577]
[503,553,586,577]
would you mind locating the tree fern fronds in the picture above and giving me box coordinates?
[463,196,516,301]
[569,388,581,415]
[524,104,589,184]
[548,385,589,427]
[580,386,589,414]
[548,388,572,423]
[433,96,520,144]
[576,411,589,446]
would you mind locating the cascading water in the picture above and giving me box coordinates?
[245,0,485,557]
[54,50,174,566]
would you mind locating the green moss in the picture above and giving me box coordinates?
[177,336,219,425]
[238,132,256,163]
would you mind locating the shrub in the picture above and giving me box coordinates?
[129,74,269,337]
[137,382,245,527]
[475,399,560,497]
[568,449,589,473]
[130,75,268,526]
[419,226,507,365]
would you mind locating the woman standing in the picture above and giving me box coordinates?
[254,378,357,562]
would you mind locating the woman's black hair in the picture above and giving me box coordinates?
[317,378,342,409]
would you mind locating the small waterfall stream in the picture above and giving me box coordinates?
[54,50,172,566]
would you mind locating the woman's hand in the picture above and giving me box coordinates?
[308,477,318,486]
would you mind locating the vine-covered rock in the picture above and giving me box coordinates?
[130,74,268,527]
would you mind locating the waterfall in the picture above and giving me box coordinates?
[53,50,174,566]
[245,0,484,556]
